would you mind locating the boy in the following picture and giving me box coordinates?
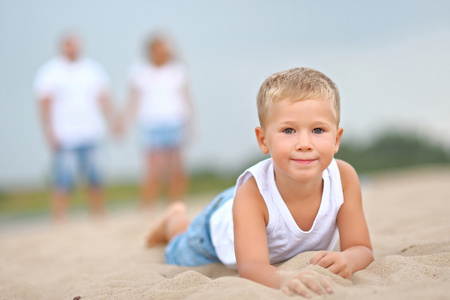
[147,68,374,297]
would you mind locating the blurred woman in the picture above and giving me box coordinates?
[123,33,197,209]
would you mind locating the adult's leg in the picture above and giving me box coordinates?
[86,186,106,218]
[166,148,188,202]
[52,148,75,222]
[140,149,165,209]
[51,189,70,222]
[81,145,106,218]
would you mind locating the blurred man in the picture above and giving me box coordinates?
[34,32,116,222]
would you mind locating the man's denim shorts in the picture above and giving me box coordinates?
[165,187,235,266]
[53,144,102,191]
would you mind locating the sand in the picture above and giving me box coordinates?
[0,165,449,300]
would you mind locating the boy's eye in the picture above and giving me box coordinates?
[313,128,324,134]
[283,128,295,134]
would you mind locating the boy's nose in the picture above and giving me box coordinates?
[296,132,312,151]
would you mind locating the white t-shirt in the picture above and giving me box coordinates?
[128,61,190,128]
[34,56,109,147]
[210,158,344,269]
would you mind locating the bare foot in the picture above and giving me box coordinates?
[146,202,187,247]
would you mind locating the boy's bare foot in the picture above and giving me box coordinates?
[146,202,187,247]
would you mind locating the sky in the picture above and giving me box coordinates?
[1,0,450,189]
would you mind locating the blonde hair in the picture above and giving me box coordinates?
[257,68,340,127]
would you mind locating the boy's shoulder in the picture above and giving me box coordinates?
[235,157,272,187]
[335,159,360,190]
[233,175,269,225]
[335,159,357,175]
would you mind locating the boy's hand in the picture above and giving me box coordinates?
[310,251,352,279]
[280,269,333,298]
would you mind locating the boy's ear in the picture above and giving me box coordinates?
[255,126,269,155]
[334,127,344,154]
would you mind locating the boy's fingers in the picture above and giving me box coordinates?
[282,269,334,297]
[310,251,327,265]
[326,262,342,274]
[337,268,351,279]
[301,275,324,296]
[290,279,311,298]
[312,253,334,269]
[318,275,333,294]
[281,285,293,296]
[303,272,334,296]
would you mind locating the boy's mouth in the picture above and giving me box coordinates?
[292,159,316,165]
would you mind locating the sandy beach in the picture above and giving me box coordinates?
[1,165,449,300]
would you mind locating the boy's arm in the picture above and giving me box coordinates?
[233,177,332,297]
[310,159,374,278]
[233,177,275,286]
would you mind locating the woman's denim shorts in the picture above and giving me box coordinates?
[141,122,185,150]
[165,187,235,266]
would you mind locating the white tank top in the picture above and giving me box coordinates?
[210,158,344,269]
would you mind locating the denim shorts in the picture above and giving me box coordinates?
[53,144,102,191]
[141,122,186,150]
[165,187,235,266]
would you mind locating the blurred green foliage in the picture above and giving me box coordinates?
[336,131,450,173]
[1,131,449,218]
[0,172,236,218]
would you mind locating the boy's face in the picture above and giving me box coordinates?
[255,98,343,184]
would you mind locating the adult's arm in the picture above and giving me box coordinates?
[38,96,58,151]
